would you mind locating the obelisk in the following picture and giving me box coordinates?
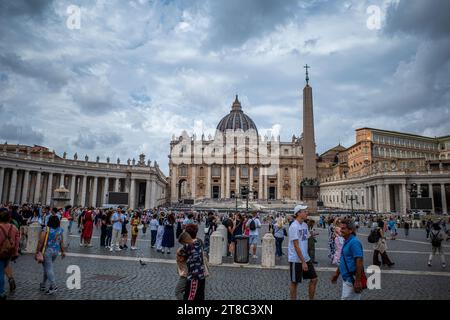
[302,65,318,214]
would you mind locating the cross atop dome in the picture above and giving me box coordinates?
[232,94,242,111]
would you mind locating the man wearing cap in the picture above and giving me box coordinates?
[288,204,318,300]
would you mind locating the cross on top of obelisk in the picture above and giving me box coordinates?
[304,64,310,85]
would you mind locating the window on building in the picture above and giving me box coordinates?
[284,149,289,155]
[200,167,204,177]
[212,166,220,177]
[253,167,259,177]
[230,167,235,177]
[241,166,248,177]
[179,166,187,177]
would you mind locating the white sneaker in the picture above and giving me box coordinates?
[110,247,114,252]
[115,247,122,251]
[80,243,83,247]
[253,255,258,259]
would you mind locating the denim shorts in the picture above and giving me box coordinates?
[249,235,259,245]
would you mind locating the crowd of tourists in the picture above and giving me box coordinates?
[0,201,448,300]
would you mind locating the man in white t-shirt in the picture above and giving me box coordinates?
[288,204,318,300]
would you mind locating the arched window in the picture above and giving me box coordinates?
[179,166,187,177]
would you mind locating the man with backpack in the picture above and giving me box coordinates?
[246,211,261,259]
[428,222,447,268]
[0,208,20,300]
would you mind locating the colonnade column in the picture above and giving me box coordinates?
[103,177,109,205]
[401,183,407,215]
[34,171,41,204]
[129,178,136,209]
[46,173,53,205]
[0,168,4,202]
[114,178,119,192]
[429,183,435,214]
[145,179,151,209]
[385,184,391,213]
[151,180,157,208]
[441,184,447,214]
[21,170,30,204]
[80,176,87,207]
[70,175,76,206]
[8,169,17,203]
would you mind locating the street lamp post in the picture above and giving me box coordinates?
[347,192,357,215]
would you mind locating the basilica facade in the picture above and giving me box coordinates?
[168,77,319,208]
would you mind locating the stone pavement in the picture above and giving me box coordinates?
[4,223,450,300]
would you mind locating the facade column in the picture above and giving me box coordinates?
[103,177,109,205]
[70,175,76,206]
[206,166,211,198]
[0,167,4,203]
[191,166,196,199]
[291,168,297,200]
[226,166,230,198]
[235,166,240,196]
[80,176,87,207]
[21,170,30,204]
[129,178,135,209]
[385,184,391,213]
[45,173,53,206]
[9,169,17,203]
[373,185,378,212]
[401,183,407,215]
[428,183,435,214]
[171,170,178,202]
[441,184,447,214]
[114,178,119,192]
[145,179,151,209]
[277,167,283,200]
[34,171,41,204]
[258,166,263,200]
[221,166,225,198]
[249,166,253,197]
[263,168,268,200]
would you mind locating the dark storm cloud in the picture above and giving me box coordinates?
[0,123,44,145]
[384,0,450,39]
[0,0,53,17]
[0,53,72,89]
[72,130,123,150]
[204,0,301,49]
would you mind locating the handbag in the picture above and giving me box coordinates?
[342,238,367,291]
[35,227,49,264]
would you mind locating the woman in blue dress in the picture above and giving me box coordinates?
[161,213,176,254]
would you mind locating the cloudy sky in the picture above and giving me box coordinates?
[1,0,449,175]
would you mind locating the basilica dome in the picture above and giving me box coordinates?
[216,95,258,133]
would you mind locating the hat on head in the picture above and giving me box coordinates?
[293,204,308,215]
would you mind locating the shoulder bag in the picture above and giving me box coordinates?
[35,227,50,264]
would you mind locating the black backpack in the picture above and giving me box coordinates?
[368,229,380,243]
[249,219,256,231]
[430,231,442,247]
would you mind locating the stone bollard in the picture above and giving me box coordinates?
[260,224,269,235]
[60,218,70,248]
[209,231,223,265]
[217,224,228,257]
[261,233,276,268]
[25,222,42,254]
